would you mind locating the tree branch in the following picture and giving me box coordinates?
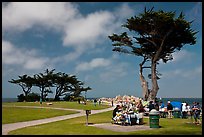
[142,66,151,69]
[139,56,148,75]
[153,29,173,62]
[142,36,157,47]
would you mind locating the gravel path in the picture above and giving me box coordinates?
[2,105,115,135]
[89,123,153,132]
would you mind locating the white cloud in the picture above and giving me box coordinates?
[2,2,124,63]
[162,65,202,79]
[75,58,111,72]
[158,50,194,64]
[99,62,128,83]
[63,11,115,49]
[2,40,52,70]
[82,61,129,83]
[24,57,50,70]
[2,2,138,65]
[2,2,78,32]
[52,48,83,64]
[171,50,194,62]
[113,3,135,21]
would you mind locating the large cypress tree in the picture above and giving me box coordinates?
[109,7,197,101]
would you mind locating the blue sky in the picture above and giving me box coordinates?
[2,2,202,99]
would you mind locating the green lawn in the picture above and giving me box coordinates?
[2,101,110,110]
[9,110,202,135]
[2,106,78,124]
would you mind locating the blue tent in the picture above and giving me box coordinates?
[171,101,182,110]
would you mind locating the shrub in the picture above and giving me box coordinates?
[17,94,25,102]
[17,92,40,102]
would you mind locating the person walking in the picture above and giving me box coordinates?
[167,101,173,118]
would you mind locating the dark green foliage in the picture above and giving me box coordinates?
[17,94,25,102]
[63,94,73,101]
[9,75,34,99]
[108,7,197,101]
[17,92,40,102]
[10,69,92,102]
[109,7,197,63]
[26,92,41,102]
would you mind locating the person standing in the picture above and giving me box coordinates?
[111,99,114,107]
[94,99,97,106]
[192,102,201,125]
[181,102,188,118]
[148,100,155,112]
[186,103,192,119]
[98,99,101,105]
[154,101,159,111]
[167,101,173,118]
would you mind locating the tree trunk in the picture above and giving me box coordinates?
[148,60,159,102]
[140,73,149,101]
[24,87,31,102]
[146,30,172,102]
[139,63,149,101]
[24,91,28,102]
[41,87,44,102]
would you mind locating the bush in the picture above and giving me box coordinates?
[27,92,40,102]
[63,95,85,102]
[63,94,73,101]
[73,96,85,102]
[53,96,61,101]
[17,94,25,102]
[17,93,40,102]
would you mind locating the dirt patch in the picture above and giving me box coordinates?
[88,123,154,132]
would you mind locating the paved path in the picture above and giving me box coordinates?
[89,123,153,132]
[2,105,114,135]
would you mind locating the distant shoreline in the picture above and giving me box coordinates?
[2,97,202,102]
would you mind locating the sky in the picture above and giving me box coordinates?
[2,2,202,99]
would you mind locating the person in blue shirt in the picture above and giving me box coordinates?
[159,101,166,118]
[160,101,165,108]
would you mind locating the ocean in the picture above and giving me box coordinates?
[160,98,202,107]
[2,97,202,106]
[2,98,18,102]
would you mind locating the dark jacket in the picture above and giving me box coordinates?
[167,103,173,110]
[113,107,119,117]
[149,103,155,112]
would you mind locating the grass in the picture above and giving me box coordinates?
[2,101,110,110]
[9,110,202,135]
[2,106,78,124]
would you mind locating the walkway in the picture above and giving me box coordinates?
[2,105,115,135]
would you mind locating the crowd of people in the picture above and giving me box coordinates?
[156,100,202,125]
[112,99,145,125]
[92,96,202,126]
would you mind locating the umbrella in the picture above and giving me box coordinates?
[171,101,182,110]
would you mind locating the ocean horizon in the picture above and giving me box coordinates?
[2,97,202,105]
